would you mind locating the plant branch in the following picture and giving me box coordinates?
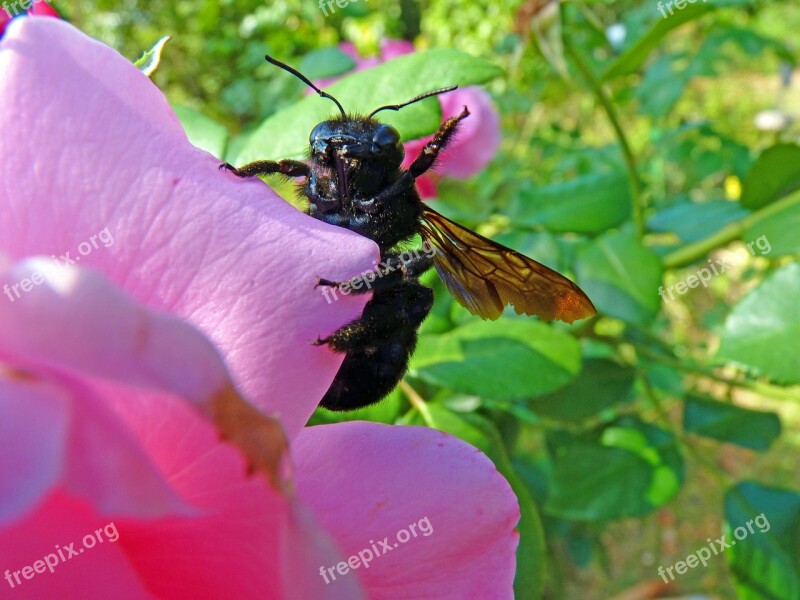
[663,188,800,268]
[564,41,644,238]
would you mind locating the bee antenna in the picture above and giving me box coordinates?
[368,85,458,118]
[264,54,347,119]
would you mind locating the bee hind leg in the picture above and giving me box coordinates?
[317,282,433,411]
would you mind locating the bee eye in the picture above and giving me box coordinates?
[309,123,326,146]
[372,125,400,150]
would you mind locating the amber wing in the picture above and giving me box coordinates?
[419,205,596,323]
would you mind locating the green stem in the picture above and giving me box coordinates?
[640,375,734,488]
[634,344,800,402]
[663,188,800,268]
[565,42,644,238]
[400,380,436,427]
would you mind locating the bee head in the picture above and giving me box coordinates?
[263,53,456,169]
[309,117,404,167]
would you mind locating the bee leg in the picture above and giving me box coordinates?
[219,159,310,178]
[318,283,433,410]
[407,106,470,178]
[368,108,471,203]
[316,252,433,296]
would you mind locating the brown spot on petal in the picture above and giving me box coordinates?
[0,364,39,382]
[209,383,291,492]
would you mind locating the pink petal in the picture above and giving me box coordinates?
[0,494,157,599]
[380,39,415,61]
[436,86,500,178]
[0,259,359,597]
[0,18,379,439]
[0,378,68,525]
[30,3,60,17]
[293,422,520,599]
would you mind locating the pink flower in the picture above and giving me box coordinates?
[317,39,501,198]
[0,1,59,37]
[0,17,520,599]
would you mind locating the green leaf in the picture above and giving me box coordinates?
[745,201,800,258]
[234,49,502,162]
[528,359,636,421]
[575,231,664,325]
[172,105,229,159]
[683,396,781,451]
[134,36,171,77]
[306,387,404,426]
[545,418,683,520]
[648,199,750,243]
[601,0,752,81]
[296,47,356,81]
[404,405,545,600]
[718,263,800,384]
[410,320,582,401]
[742,144,800,210]
[725,482,800,600]
[509,172,631,234]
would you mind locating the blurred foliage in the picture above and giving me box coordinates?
[71,0,800,598]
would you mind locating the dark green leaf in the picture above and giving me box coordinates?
[725,482,800,599]
[718,263,800,384]
[296,47,357,81]
[742,144,800,209]
[528,359,636,421]
[746,201,800,257]
[684,396,781,451]
[545,418,683,520]
[411,320,581,401]
[234,49,502,162]
[648,199,750,243]
[509,172,631,234]
[575,231,664,325]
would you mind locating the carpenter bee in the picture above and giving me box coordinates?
[222,55,596,411]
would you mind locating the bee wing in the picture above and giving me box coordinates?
[419,205,596,323]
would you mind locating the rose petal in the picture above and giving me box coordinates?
[0,377,67,525]
[293,422,520,599]
[0,18,379,438]
[380,39,415,61]
[0,494,155,599]
[436,86,500,178]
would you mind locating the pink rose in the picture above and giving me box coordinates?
[0,18,520,599]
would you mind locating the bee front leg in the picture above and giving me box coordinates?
[219,159,310,178]
[368,108,471,204]
[407,106,470,178]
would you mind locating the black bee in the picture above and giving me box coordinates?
[222,55,596,411]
